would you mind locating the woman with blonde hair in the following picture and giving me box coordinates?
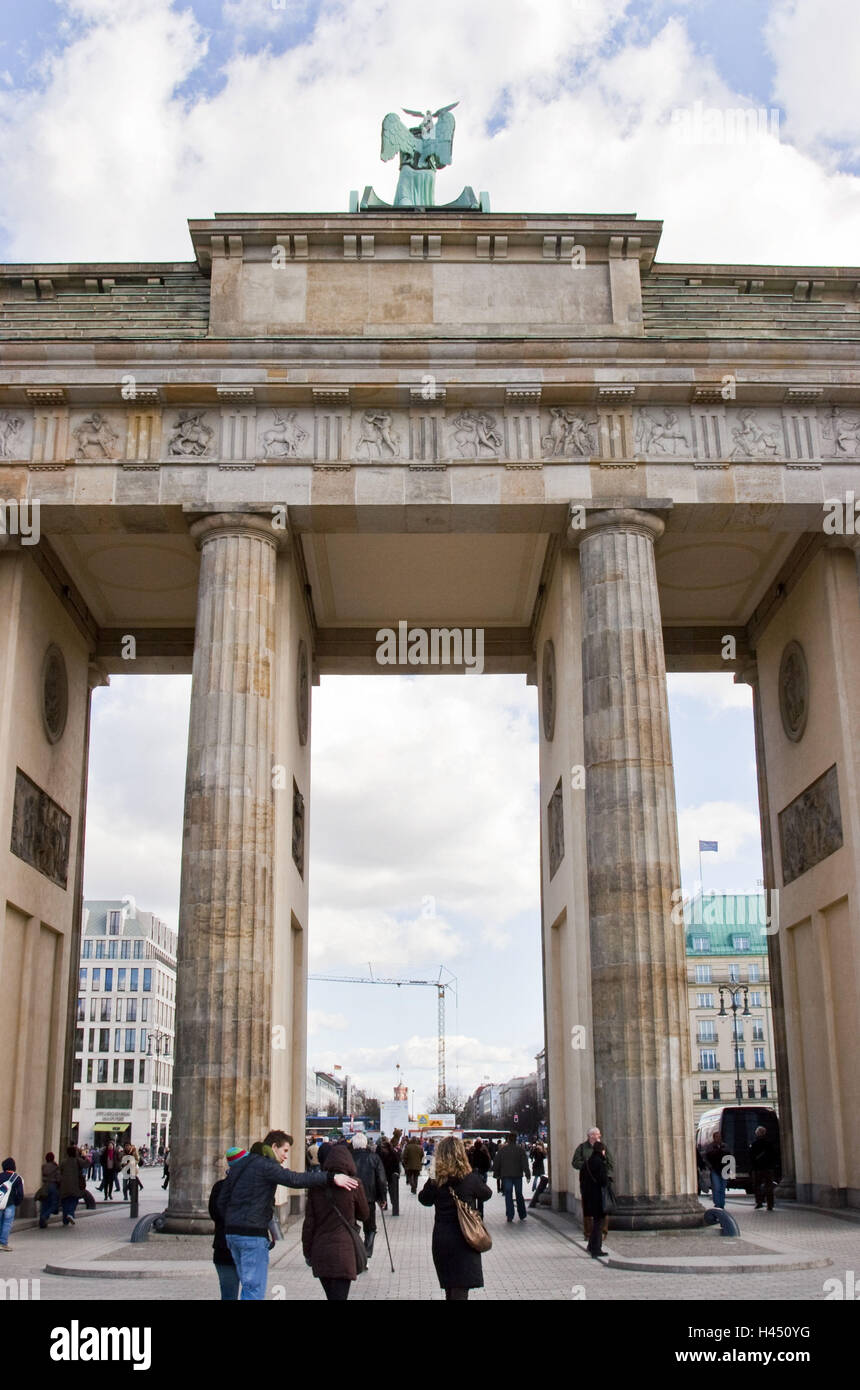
[419,1135,492,1301]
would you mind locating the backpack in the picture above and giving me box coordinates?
[0,1173,20,1210]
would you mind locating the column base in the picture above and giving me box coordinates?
[609,1194,705,1230]
[161,1202,215,1235]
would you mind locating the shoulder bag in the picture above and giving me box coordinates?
[324,1190,368,1274]
[450,1181,492,1253]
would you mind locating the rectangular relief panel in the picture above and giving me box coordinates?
[778,764,843,886]
[10,768,72,889]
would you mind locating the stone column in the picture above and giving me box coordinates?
[165,512,283,1232]
[576,508,700,1228]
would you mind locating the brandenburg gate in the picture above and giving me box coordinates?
[2,172,859,1226]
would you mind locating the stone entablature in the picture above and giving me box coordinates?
[2,402,859,468]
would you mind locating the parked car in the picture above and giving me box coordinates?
[696,1105,781,1195]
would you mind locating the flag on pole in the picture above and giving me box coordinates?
[698,840,718,852]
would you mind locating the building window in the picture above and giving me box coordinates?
[115,998,123,1022]
[124,1060,134,1084]
[121,940,131,959]
[134,940,143,959]
[126,999,137,1022]
[699,1049,717,1071]
[108,910,120,935]
[142,999,149,1022]
[95,940,105,959]
[692,936,710,952]
[125,1029,136,1053]
[76,997,85,1022]
[139,1059,146,1084]
[140,1029,147,1052]
[82,940,92,959]
[732,1020,744,1040]
[754,1047,766,1069]
[759,1081,768,1098]
[695,965,711,984]
[696,992,714,1008]
[113,1059,120,1084]
[698,1021,716,1041]
[699,1081,708,1099]
[71,1090,80,1110]
[750,991,762,1007]
[75,1028,84,1053]
[89,998,97,1021]
[79,968,87,989]
[728,964,740,983]
[129,968,138,992]
[734,1048,745,1069]
[91,968,101,991]
[732,936,750,951]
[88,1029,95,1052]
[100,999,111,1022]
[752,1021,764,1041]
[97,1028,109,1052]
[96,1059,108,1083]
[712,1082,720,1099]
[143,968,152,992]
[108,941,118,958]
[748,964,760,982]
[747,1080,756,1098]
[104,969,113,992]
[114,1028,121,1051]
[117,968,127,992]
[72,1059,82,1084]
[86,1060,93,1083]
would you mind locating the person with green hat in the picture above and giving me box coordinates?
[208,1147,246,1299]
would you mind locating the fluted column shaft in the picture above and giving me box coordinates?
[166,512,282,1231]
[577,509,700,1228]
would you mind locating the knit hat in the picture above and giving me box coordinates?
[225,1146,247,1164]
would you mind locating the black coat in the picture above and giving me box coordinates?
[579,1151,608,1218]
[418,1172,492,1290]
[750,1137,778,1171]
[208,1179,233,1266]
[353,1150,387,1207]
[216,1152,332,1238]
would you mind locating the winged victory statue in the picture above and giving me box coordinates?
[350,103,488,211]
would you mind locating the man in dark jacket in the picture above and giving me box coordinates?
[351,1133,387,1254]
[0,1158,24,1250]
[403,1137,424,1194]
[572,1127,615,1242]
[750,1126,779,1211]
[493,1132,531,1222]
[217,1129,357,1299]
[378,1137,402,1216]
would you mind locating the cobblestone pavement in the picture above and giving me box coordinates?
[3,1178,859,1302]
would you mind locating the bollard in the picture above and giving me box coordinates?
[130,1182,139,1220]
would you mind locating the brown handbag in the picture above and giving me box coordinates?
[451,1184,492,1253]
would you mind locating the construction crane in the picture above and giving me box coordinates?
[308,966,456,1109]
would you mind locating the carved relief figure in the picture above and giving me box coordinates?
[822,409,860,456]
[73,412,118,459]
[356,409,401,459]
[541,407,596,458]
[452,409,502,457]
[168,411,213,457]
[0,413,23,457]
[263,410,308,458]
[730,409,779,460]
[636,408,690,456]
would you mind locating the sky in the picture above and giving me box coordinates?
[6,0,853,1112]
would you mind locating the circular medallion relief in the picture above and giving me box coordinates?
[296,640,309,747]
[42,643,68,745]
[778,640,809,743]
[542,640,556,742]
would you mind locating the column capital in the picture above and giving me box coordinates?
[734,657,758,690]
[186,510,289,552]
[565,503,669,549]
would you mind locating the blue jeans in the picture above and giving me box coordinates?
[710,1170,726,1209]
[215,1261,240,1300]
[0,1207,15,1246]
[503,1176,527,1220]
[225,1235,269,1300]
[62,1195,79,1223]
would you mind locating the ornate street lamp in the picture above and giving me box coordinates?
[718,985,750,1102]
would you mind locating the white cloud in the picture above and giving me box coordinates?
[668,672,753,714]
[677,799,763,892]
[308,1008,349,1033]
[766,0,860,161]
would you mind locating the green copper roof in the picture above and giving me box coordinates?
[684,892,771,954]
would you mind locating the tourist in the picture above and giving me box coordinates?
[161,1147,170,1190]
[493,1132,531,1222]
[59,1145,88,1225]
[100,1140,119,1200]
[572,1127,614,1244]
[418,1136,492,1301]
[38,1152,61,1228]
[580,1140,610,1258]
[89,1146,101,1183]
[350,1132,387,1255]
[530,1141,546,1190]
[703,1130,731,1210]
[467,1139,491,1216]
[121,1144,140,1202]
[217,1130,358,1300]
[302,1143,370,1300]
[403,1135,423,1194]
[378,1136,402,1215]
[208,1149,241,1300]
[0,1158,24,1250]
[750,1126,778,1211]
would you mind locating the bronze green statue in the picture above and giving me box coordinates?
[350,103,488,212]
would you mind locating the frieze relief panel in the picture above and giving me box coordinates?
[3,403,860,467]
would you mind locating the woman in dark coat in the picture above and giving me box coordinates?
[579,1141,609,1258]
[419,1136,492,1300]
[302,1143,370,1301]
[38,1153,61,1228]
[58,1145,87,1226]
